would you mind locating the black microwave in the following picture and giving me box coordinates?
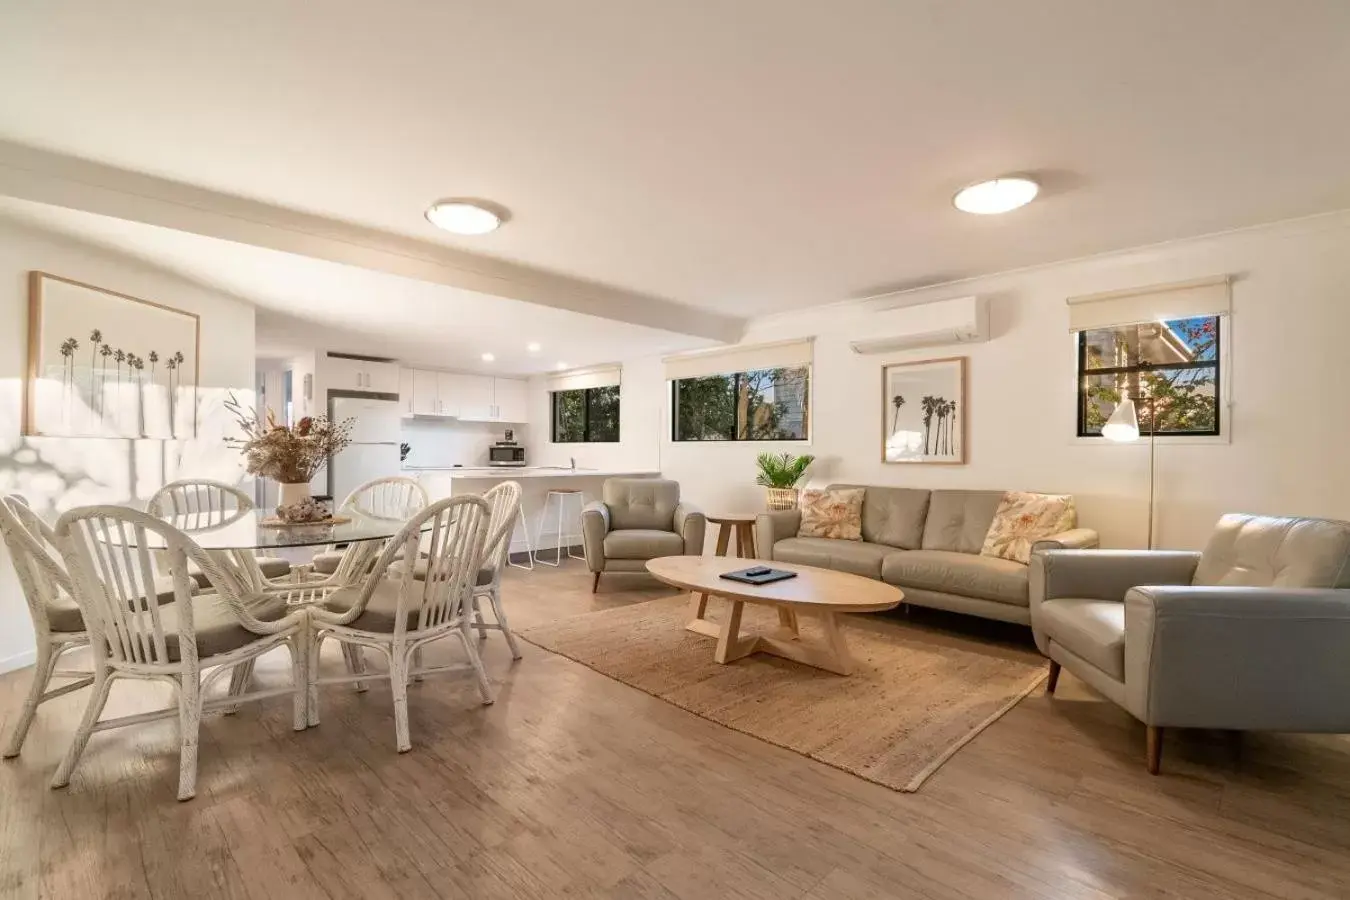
[488,444,526,467]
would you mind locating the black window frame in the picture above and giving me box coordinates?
[670,367,811,442]
[550,385,620,443]
[1076,318,1221,438]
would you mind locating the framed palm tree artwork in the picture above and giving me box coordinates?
[881,356,967,464]
[24,272,201,438]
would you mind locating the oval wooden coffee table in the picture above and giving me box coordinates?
[646,556,903,676]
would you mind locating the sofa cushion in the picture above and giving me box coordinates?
[981,492,1077,564]
[1036,598,1125,681]
[772,537,891,579]
[797,488,864,541]
[881,549,1029,605]
[1194,513,1350,588]
[921,490,1004,554]
[604,529,685,560]
[831,484,930,549]
[604,479,678,531]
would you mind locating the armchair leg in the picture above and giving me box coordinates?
[592,572,601,593]
[1046,660,1061,694]
[1146,725,1164,775]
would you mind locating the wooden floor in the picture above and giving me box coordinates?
[3,561,1349,899]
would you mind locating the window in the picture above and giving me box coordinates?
[551,385,620,442]
[1077,316,1220,437]
[672,366,809,441]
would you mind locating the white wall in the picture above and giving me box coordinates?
[528,211,1350,552]
[528,364,663,472]
[400,418,528,469]
[0,218,256,671]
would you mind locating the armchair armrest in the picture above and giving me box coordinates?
[755,510,801,560]
[1124,586,1350,731]
[673,503,706,555]
[1032,527,1100,552]
[1029,549,1200,654]
[580,501,610,573]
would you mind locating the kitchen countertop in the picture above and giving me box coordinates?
[402,466,660,479]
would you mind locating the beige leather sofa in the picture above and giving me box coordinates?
[756,485,1097,624]
[582,479,705,592]
[1031,513,1350,774]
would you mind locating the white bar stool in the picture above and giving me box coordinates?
[533,489,586,566]
[508,505,534,570]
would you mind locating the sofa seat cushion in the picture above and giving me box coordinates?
[881,549,1029,605]
[772,537,891,579]
[154,594,292,661]
[604,529,685,560]
[1036,598,1125,681]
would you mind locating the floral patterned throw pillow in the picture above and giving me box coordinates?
[797,488,865,541]
[981,492,1077,564]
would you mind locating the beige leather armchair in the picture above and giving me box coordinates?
[1030,514,1350,774]
[581,479,705,592]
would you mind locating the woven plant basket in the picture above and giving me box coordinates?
[765,487,800,511]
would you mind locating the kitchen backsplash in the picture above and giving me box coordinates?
[399,418,526,468]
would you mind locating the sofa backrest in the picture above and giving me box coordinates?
[830,484,930,549]
[604,478,679,531]
[1194,513,1350,588]
[921,490,1005,554]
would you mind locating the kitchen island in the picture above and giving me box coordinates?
[403,466,660,559]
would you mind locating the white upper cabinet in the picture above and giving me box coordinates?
[322,355,399,393]
[412,369,441,415]
[364,363,400,395]
[492,378,529,423]
[442,373,494,420]
[398,368,415,416]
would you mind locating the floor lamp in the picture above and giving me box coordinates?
[1102,395,1158,549]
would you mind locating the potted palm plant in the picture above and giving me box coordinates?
[755,452,816,511]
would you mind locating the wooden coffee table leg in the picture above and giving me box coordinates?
[713,600,758,664]
[754,610,854,675]
[775,606,800,641]
[686,591,715,636]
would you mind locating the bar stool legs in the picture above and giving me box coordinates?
[533,490,586,566]
[508,504,534,570]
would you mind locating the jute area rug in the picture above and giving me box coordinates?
[520,596,1047,792]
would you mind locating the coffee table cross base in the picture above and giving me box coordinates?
[686,596,854,676]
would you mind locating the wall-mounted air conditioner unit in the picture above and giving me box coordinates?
[849,295,989,355]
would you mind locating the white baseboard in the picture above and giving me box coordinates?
[0,648,37,675]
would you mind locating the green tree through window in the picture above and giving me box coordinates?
[673,366,809,441]
[551,386,620,442]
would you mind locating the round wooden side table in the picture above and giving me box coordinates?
[706,512,759,560]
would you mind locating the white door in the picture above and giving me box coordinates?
[493,377,529,422]
[412,370,440,415]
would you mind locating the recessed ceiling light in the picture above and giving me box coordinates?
[481,352,495,362]
[953,177,1039,215]
[425,199,506,235]
[526,342,541,353]
[556,362,569,371]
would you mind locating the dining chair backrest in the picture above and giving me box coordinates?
[147,479,254,527]
[356,495,490,634]
[54,505,259,669]
[340,476,428,520]
[0,494,77,636]
[480,481,522,579]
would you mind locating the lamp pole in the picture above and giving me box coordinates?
[1130,392,1159,550]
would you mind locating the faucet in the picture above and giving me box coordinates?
[569,457,576,470]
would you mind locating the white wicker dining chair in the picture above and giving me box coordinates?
[309,494,491,752]
[310,476,428,576]
[470,481,524,659]
[51,505,309,801]
[146,479,293,583]
[0,495,94,759]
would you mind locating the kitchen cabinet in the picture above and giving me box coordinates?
[411,369,441,415]
[398,368,415,416]
[323,356,399,393]
[397,368,529,422]
[492,377,529,423]
[440,373,494,419]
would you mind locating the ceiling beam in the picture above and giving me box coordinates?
[0,141,744,343]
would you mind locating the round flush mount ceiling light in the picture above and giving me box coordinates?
[526,342,541,353]
[953,177,1039,215]
[480,352,495,362]
[425,199,507,235]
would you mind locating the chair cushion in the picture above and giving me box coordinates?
[921,490,1004,554]
[771,537,892,579]
[310,550,346,575]
[604,479,679,531]
[154,594,292,662]
[1194,513,1350,588]
[51,575,186,634]
[881,549,1029,605]
[187,556,291,587]
[1036,598,1126,681]
[830,484,930,550]
[323,580,455,633]
[603,529,685,560]
[389,558,494,586]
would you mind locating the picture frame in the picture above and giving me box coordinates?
[881,356,967,464]
[24,272,201,438]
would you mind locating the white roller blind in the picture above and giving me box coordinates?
[1067,276,1231,332]
[663,338,813,381]
[547,364,621,392]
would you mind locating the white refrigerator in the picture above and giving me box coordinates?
[327,396,403,504]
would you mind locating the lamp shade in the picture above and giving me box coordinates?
[1102,399,1141,442]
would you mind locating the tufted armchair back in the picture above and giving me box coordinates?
[1193,514,1350,589]
[603,479,680,531]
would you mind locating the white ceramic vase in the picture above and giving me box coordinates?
[277,481,311,507]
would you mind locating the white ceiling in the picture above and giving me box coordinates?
[0,197,712,374]
[2,2,1350,318]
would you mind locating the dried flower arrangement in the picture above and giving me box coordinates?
[224,393,354,484]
